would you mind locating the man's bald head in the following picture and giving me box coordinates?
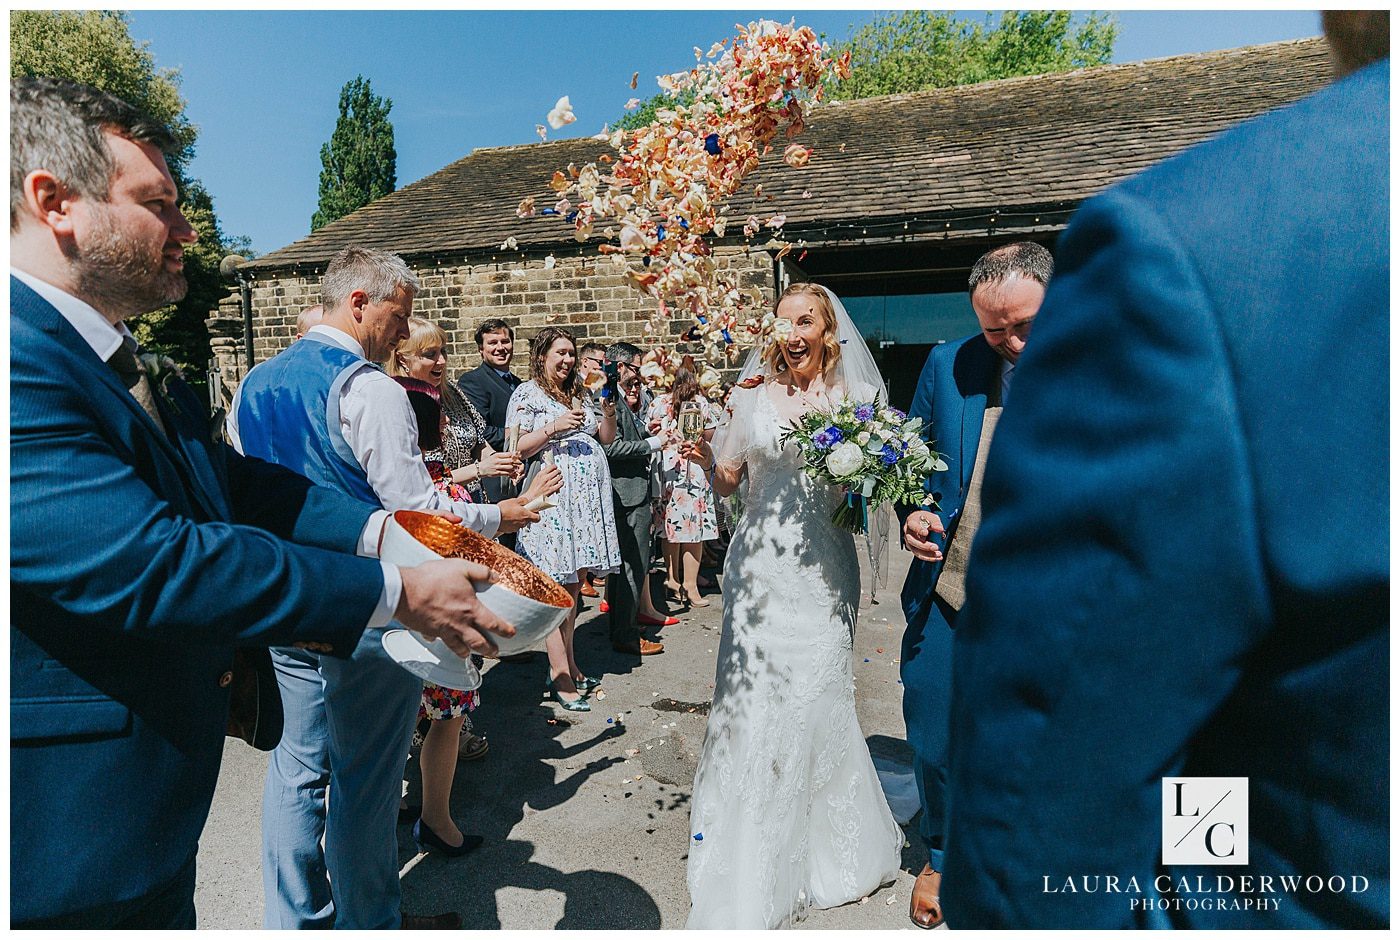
[295,304,324,340]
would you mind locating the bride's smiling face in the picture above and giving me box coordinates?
[775,294,830,377]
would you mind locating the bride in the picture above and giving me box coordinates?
[680,282,903,929]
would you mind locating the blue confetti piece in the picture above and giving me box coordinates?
[721,329,733,343]
[606,718,614,724]
[657,224,667,240]
[565,210,578,223]
[863,658,870,663]
[693,832,704,841]
[540,208,559,216]
[697,314,708,325]
[704,133,721,155]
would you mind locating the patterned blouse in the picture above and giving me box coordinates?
[425,381,489,503]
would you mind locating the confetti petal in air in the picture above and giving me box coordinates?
[516,196,537,218]
[546,95,576,130]
[624,98,641,111]
[525,20,843,373]
[543,254,557,269]
[783,143,812,168]
[630,71,639,89]
[500,236,519,251]
[535,124,547,142]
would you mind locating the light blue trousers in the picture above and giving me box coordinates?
[260,629,420,929]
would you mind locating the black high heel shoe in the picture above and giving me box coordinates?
[412,818,483,858]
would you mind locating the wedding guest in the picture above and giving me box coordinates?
[456,318,522,507]
[231,246,560,928]
[898,241,1052,929]
[11,77,511,929]
[508,327,623,710]
[648,367,721,608]
[601,342,677,656]
[944,12,1387,929]
[577,341,610,600]
[394,376,488,859]
[388,318,519,506]
[388,317,513,759]
[295,303,324,340]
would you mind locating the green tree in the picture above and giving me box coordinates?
[828,10,1116,100]
[311,76,396,230]
[11,9,253,393]
[614,86,698,132]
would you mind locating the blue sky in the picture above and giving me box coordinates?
[125,10,1322,256]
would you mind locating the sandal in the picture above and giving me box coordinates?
[457,733,489,762]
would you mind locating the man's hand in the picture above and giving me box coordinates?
[495,498,541,533]
[395,558,516,657]
[904,510,945,563]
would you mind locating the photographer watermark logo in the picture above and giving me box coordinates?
[1162,777,1248,866]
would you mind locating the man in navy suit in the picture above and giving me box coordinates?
[457,318,522,506]
[944,13,1388,929]
[9,77,513,928]
[898,242,1052,928]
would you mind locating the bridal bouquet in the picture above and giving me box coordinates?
[780,399,945,534]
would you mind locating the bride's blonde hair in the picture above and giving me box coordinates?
[761,282,843,378]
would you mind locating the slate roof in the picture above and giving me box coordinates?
[244,37,1331,274]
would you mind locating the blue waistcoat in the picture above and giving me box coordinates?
[237,335,381,508]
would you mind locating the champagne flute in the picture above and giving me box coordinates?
[679,400,704,443]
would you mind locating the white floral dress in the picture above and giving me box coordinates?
[505,380,621,583]
[648,394,721,543]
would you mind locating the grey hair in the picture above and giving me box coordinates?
[11,76,180,231]
[320,246,420,310]
[968,242,1054,296]
[606,340,642,363]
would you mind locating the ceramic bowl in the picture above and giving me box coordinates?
[379,510,573,664]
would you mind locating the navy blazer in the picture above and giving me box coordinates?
[900,333,1001,631]
[945,61,1388,928]
[10,279,385,925]
[456,362,520,503]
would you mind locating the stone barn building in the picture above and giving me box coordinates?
[208,38,1330,411]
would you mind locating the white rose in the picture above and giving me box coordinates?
[825,441,865,477]
[856,431,871,445]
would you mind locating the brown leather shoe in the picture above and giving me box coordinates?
[579,581,600,597]
[400,911,462,929]
[611,638,664,655]
[910,864,944,929]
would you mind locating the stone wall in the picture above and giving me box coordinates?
[212,247,774,392]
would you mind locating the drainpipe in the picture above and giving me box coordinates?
[219,254,254,368]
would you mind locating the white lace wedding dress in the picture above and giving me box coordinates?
[685,381,903,929]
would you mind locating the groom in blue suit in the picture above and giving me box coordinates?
[899,242,1052,928]
[944,13,1388,929]
[10,77,511,928]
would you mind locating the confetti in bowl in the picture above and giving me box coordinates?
[379,511,573,678]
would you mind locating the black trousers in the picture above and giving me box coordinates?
[606,492,653,646]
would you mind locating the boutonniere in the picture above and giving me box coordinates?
[139,352,185,416]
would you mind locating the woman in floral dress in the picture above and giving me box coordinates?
[507,327,621,711]
[392,376,490,857]
[648,368,721,607]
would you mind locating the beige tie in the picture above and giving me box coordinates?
[934,405,1001,612]
[107,339,168,435]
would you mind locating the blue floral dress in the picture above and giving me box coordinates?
[506,380,621,583]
